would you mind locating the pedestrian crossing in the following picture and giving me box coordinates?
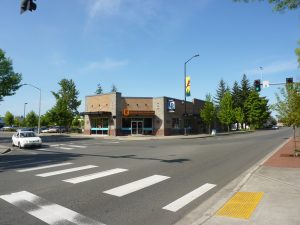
[0,159,218,224]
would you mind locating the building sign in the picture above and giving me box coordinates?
[168,99,176,112]
[186,76,191,97]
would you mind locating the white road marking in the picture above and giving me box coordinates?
[63,168,128,184]
[14,160,52,167]
[104,175,170,197]
[17,162,73,172]
[36,165,98,177]
[162,183,216,212]
[50,144,60,147]
[0,191,105,225]
[59,147,73,150]
[65,145,87,148]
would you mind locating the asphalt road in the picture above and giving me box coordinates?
[0,128,292,225]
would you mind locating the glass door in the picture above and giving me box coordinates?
[131,121,143,135]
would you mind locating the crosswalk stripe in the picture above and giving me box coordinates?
[14,160,52,167]
[63,168,128,184]
[65,145,87,148]
[59,147,73,150]
[17,162,73,172]
[36,165,98,177]
[0,191,105,225]
[162,183,216,212]
[103,175,170,197]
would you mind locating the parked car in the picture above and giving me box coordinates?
[272,125,279,130]
[12,131,42,148]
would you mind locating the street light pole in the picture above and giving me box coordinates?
[23,102,28,121]
[184,54,199,136]
[260,66,263,82]
[22,84,41,134]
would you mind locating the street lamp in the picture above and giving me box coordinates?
[23,102,28,122]
[22,83,41,134]
[184,54,199,136]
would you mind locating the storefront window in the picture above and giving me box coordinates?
[91,117,109,135]
[172,118,180,129]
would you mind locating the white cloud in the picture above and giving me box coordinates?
[245,59,298,76]
[85,58,129,71]
[87,0,121,19]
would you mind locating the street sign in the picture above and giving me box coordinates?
[262,80,270,88]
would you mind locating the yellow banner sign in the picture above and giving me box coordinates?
[186,76,191,96]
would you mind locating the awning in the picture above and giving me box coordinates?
[80,111,112,116]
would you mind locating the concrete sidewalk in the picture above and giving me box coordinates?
[175,137,300,225]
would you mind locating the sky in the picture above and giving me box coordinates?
[0,0,299,117]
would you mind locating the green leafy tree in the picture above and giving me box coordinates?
[0,49,22,101]
[48,79,81,127]
[244,91,270,129]
[111,84,118,92]
[273,82,300,126]
[218,91,235,132]
[14,117,22,127]
[4,111,14,126]
[95,83,103,94]
[40,114,50,127]
[234,0,300,11]
[234,107,244,130]
[25,111,38,127]
[200,94,216,134]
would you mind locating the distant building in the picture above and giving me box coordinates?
[0,117,4,127]
[81,92,206,136]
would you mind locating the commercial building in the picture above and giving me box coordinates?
[82,92,206,136]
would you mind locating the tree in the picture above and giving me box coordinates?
[40,114,50,127]
[235,0,300,11]
[14,117,22,127]
[0,49,22,101]
[273,82,300,126]
[244,91,270,129]
[218,91,235,132]
[214,79,228,106]
[234,107,244,130]
[240,74,251,127]
[48,79,81,127]
[25,111,38,127]
[200,94,216,134]
[231,81,242,109]
[111,84,118,92]
[95,83,103,94]
[4,111,14,126]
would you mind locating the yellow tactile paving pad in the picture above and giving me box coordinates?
[216,192,264,219]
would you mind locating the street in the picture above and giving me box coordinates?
[0,128,292,225]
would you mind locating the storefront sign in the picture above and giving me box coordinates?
[168,99,175,112]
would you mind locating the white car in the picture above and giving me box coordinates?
[12,131,42,148]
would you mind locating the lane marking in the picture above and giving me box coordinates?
[0,191,105,225]
[50,144,60,147]
[163,183,216,212]
[104,175,170,197]
[59,147,73,150]
[64,145,87,148]
[36,165,98,177]
[63,168,128,184]
[13,160,52,167]
[17,162,73,172]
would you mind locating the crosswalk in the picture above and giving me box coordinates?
[0,159,218,225]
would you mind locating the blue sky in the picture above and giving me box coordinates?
[0,0,299,117]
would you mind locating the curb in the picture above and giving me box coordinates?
[174,136,292,225]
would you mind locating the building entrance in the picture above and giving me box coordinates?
[131,121,143,135]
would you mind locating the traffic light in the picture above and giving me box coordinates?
[286,77,293,84]
[254,79,261,92]
[20,0,37,14]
